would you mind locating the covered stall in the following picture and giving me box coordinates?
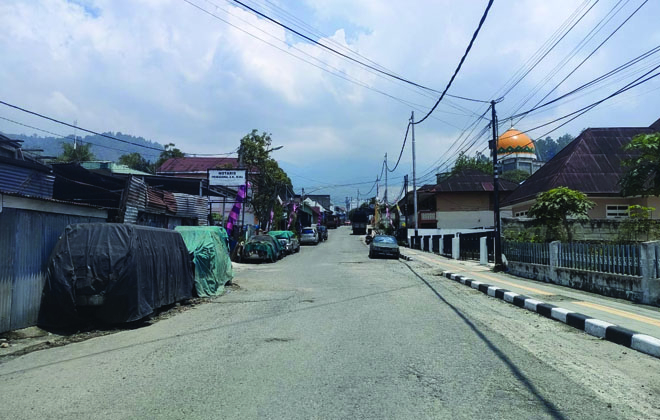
[175,226,233,297]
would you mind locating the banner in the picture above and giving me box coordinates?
[287,203,298,228]
[225,183,248,235]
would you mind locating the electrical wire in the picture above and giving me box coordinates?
[0,100,166,152]
[386,122,411,173]
[230,0,454,93]
[413,0,495,125]
[512,0,648,126]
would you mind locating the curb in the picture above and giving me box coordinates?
[442,271,660,359]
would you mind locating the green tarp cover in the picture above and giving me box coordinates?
[175,226,233,297]
[268,230,295,239]
[243,239,277,260]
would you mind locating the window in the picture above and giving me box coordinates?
[515,210,528,217]
[606,205,629,219]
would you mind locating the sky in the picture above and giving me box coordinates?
[1,0,660,208]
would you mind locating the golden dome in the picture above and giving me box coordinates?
[497,128,536,160]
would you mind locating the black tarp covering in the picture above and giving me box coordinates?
[39,223,194,327]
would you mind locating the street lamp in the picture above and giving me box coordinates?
[265,145,284,153]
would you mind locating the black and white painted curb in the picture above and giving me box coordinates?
[442,271,660,359]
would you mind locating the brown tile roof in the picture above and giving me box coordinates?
[419,169,519,193]
[502,125,657,206]
[157,157,239,173]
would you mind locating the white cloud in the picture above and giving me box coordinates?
[1,0,659,201]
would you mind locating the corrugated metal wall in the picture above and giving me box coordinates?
[173,193,208,226]
[0,163,54,198]
[122,177,208,226]
[0,208,105,333]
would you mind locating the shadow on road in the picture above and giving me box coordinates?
[403,262,567,420]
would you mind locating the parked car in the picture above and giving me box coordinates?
[268,230,300,254]
[243,235,284,262]
[300,227,319,245]
[317,225,328,241]
[369,235,400,259]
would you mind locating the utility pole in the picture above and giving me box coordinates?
[489,100,503,269]
[411,111,419,246]
[403,174,408,228]
[384,153,388,205]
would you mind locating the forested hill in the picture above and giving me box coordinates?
[6,132,164,162]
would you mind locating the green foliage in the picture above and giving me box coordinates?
[451,151,493,175]
[118,152,154,173]
[528,187,595,242]
[501,169,530,183]
[239,130,292,226]
[620,132,660,197]
[534,134,574,161]
[155,143,185,170]
[617,205,660,242]
[56,141,95,162]
[502,228,542,243]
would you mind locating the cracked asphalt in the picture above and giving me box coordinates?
[1,226,659,419]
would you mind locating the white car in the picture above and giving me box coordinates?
[300,227,319,245]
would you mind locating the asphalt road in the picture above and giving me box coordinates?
[1,226,659,419]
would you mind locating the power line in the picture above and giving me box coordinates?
[0,115,161,157]
[184,0,474,127]
[0,100,166,152]
[386,122,411,173]
[413,0,495,125]
[512,0,648,126]
[230,0,450,93]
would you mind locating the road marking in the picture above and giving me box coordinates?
[573,301,660,328]
[410,252,554,296]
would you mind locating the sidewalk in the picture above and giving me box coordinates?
[404,248,660,356]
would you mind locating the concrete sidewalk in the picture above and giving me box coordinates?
[404,248,660,357]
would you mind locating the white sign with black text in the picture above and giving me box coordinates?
[208,169,247,186]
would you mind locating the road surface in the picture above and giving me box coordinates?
[1,227,659,419]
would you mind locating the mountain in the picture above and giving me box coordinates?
[6,131,164,162]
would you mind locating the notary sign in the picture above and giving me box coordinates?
[208,169,247,186]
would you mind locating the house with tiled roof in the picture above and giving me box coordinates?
[501,117,660,219]
[398,169,519,229]
[156,157,239,178]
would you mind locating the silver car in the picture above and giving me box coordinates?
[369,235,400,259]
[300,227,319,245]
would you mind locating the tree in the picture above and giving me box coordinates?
[620,132,660,197]
[118,152,154,173]
[154,143,185,170]
[451,151,492,175]
[528,187,595,242]
[56,141,95,163]
[239,130,292,227]
[618,205,660,242]
[501,169,530,184]
[534,133,574,161]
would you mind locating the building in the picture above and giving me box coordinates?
[502,117,660,219]
[498,128,543,175]
[398,169,519,230]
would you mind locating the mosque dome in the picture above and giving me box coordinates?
[497,128,537,161]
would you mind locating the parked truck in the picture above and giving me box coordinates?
[351,209,368,235]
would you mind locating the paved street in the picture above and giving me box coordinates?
[1,227,659,419]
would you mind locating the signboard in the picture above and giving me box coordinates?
[208,169,247,186]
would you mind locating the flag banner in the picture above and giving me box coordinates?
[287,203,298,228]
[225,183,248,235]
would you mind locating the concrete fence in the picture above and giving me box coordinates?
[504,241,660,306]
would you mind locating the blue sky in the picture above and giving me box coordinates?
[1,0,659,207]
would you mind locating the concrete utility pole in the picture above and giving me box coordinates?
[411,111,419,243]
[384,153,388,206]
[489,100,503,269]
[403,174,408,227]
